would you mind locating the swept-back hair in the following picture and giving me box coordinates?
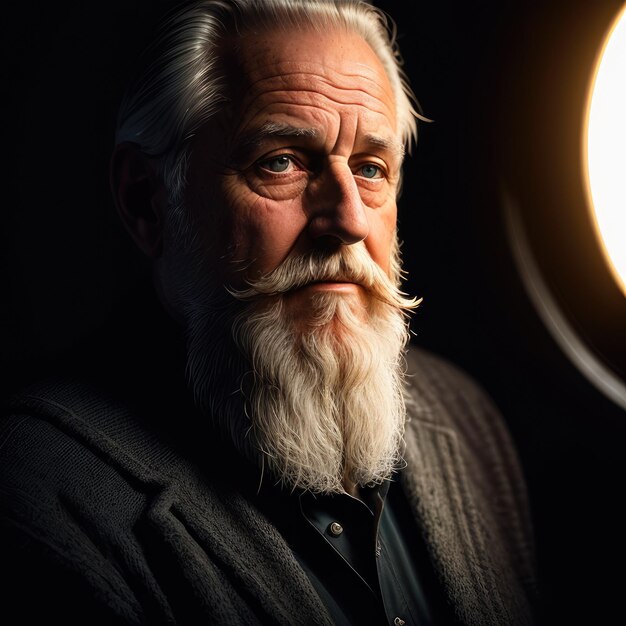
[115,0,421,205]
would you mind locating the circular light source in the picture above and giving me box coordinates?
[585,4,626,297]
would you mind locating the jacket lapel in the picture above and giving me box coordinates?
[141,480,335,626]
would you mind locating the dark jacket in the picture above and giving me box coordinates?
[0,340,536,625]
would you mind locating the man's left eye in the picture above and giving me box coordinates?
[258,155,294,173]
[358,164,383,179]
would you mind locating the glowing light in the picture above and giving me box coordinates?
[585,4,626,297]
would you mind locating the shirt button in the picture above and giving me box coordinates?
[328,521,344,537]
[393,618,406,626]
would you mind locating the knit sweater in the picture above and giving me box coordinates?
[0,345,537,625]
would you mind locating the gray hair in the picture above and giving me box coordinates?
[115,0,421,206]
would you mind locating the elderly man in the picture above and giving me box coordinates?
[1,1,536,624]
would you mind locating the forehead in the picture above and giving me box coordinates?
[222,26,398,147]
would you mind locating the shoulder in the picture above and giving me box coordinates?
[402,344,538,600]
[0,374,185,539]
[2,372,189,474]
[0,292,194,494]
[404,343,500,418]
[402,344,533,531]
[2,376,160,477]
[402,343,526,491]
[1,374,159,515]
[403,344,516,458]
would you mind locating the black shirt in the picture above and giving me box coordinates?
[255,475,442,626]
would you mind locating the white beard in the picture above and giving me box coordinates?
[182,241,418,494]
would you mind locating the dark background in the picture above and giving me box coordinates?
[3,1,626,623]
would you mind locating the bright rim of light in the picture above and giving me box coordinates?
[585,4,626,297]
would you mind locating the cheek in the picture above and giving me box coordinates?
[366,200,397,273]
[223,179,306,274]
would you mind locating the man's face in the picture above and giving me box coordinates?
[168,25,414,493]
[183,26,402,319]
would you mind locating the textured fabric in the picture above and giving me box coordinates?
[0,345,537,625]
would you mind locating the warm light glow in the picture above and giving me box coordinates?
[585,4,626,297]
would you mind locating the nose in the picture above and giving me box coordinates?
[306,160,369,245]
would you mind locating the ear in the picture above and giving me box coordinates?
[110,142,167,258]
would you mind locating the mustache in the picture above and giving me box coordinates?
[228,243,420,311]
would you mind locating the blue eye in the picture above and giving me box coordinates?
[359,164,382,179]
[259,155,292,173]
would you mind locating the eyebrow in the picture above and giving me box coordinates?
[231,122,318,163]
[230,122,404,163]
[363,133,405,160]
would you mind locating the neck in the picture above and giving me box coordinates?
[342,476,361,499]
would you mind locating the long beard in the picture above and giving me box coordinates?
[184,241,418,494]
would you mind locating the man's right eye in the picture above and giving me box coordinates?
[257,155,294,173]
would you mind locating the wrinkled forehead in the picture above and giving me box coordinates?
[216,25,398,144]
